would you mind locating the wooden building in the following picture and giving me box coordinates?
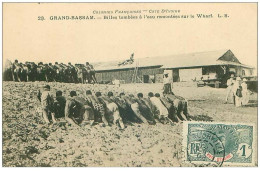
[94,49,255,84]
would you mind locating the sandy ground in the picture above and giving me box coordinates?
[2,81,257,167]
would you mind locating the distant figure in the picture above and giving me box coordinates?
[225,74,235,104]
[234,77,242,107]
[37,85,54,124]
[68,62,77,83]
[129,53,134,63]
[53,62,61,82]
[74,64,84,84]
[85,62,97,83]
[12,59,22,82]
[3,59,13,81]
[241,78,249,105]
[163,73,172,94]
[118,53,135,66]
[235,86,243,107]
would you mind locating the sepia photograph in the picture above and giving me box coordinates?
[2,2,258,167]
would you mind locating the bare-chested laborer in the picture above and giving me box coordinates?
[123,94,149,124]
[148,92,169,123]
[154,93,180,124]
[142,94,160,121]
[113,93,138,123]
[37,85,55,124]
[115,93,143,123]
[164,92,190,121]
[52,90,66,123]
[12,59,22,82]
[85,90,109,126]
[73,94,95,126]
[136,93,157,125]
[65,91,86,126]
[97,91,125,129]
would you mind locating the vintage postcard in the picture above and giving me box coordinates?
[2,3,257,167]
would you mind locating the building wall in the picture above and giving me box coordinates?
[95,65,254,84]
[96,69,134,83]
[179,68,202,81]
[237,67,254,77]
[229,66,254,77]
[96,67,164,83]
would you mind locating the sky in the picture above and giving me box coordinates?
[3,3,257,69]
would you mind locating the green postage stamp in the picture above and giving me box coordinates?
[183,121,257,167]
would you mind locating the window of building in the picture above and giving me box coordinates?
[250,69,253,76]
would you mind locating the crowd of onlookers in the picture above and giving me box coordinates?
[225,74,250,107]
[4,59,97,84]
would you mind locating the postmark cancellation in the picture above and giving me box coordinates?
[182,121,257,167]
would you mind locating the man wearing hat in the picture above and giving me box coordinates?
[225,74,235,104]
[163,73,173,94]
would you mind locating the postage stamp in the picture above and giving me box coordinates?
[182,121,257,167]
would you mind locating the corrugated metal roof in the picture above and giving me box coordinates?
[161,49,229,68]
[94,49,254,71]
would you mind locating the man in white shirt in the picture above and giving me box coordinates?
[225,74,235,104]
[163,73,172,94]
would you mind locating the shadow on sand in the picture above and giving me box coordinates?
[190,115,213,122]
[241,100,258,107]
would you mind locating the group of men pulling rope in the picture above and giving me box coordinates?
[38,84,191,130]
